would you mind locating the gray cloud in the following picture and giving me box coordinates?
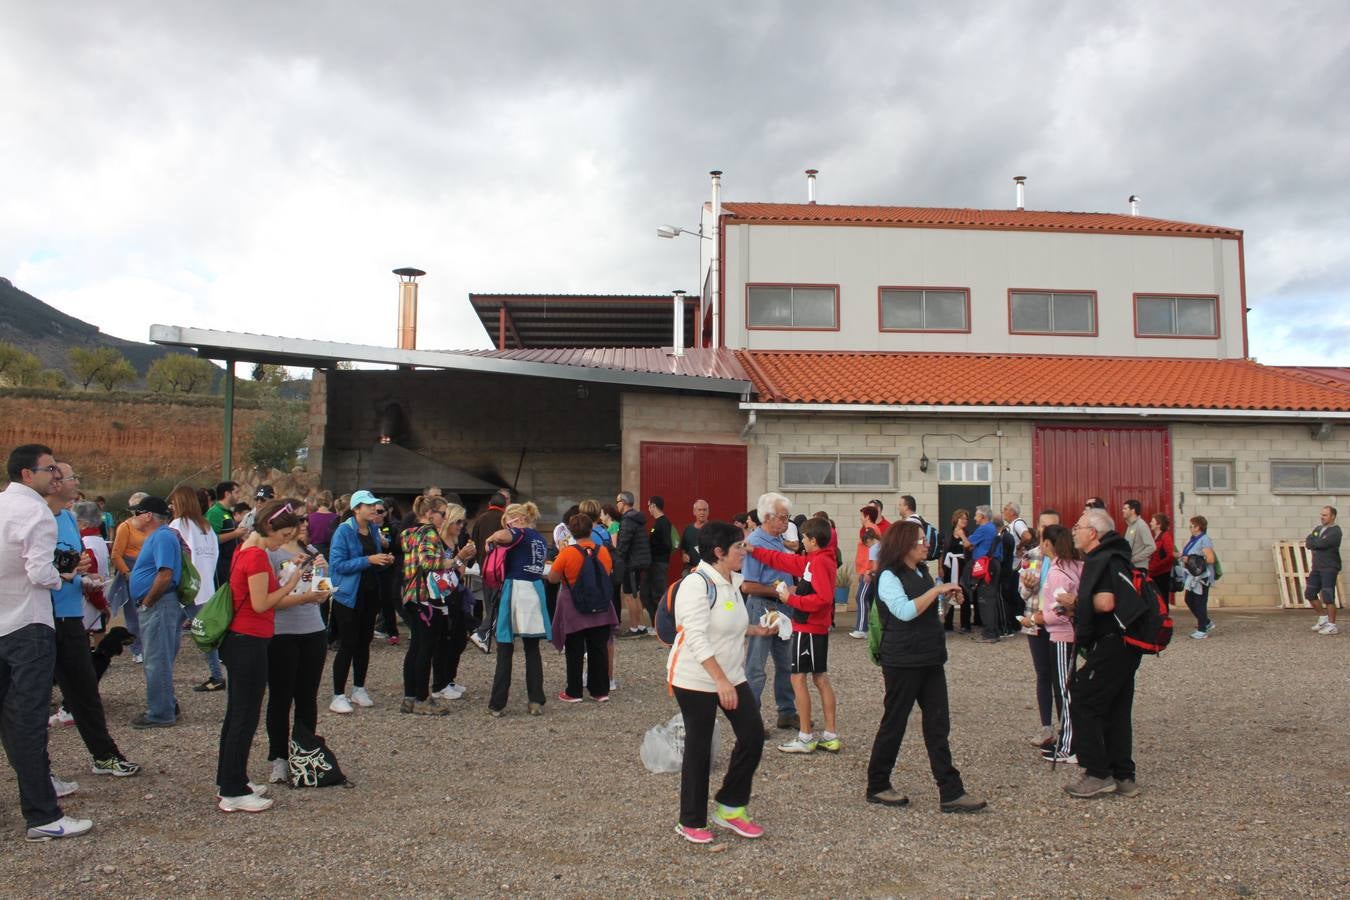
[2,0,1346,364]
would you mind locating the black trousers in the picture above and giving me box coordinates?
[866,664,966,802]
[265,630,326,760]
[944,586,974,631]
[489,637,545,711]
[640,559,670,621]
[53,616,120,761]
[378,571,401,637]
[563,625,610,699]
[216,632,270,797]
[433,598,468,693]
[402,603,448,701]
[974,560,1002,638]
[0,623,61,826]
[1027,627,1057,728]
[331,594,377,694]
[673,683,764,828]
[1069,633,1141,781]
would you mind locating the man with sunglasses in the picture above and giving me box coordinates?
[0,443,94,840]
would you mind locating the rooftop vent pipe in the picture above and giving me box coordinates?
[1014,176,1027,211]
[671,289,686,357]
[393,267,425,350]
[1129,194,1140,216]
[805,169,818,203]
[710,170,722,350]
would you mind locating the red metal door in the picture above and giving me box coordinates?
[640,441,747,581]
[1033,425,1172,525]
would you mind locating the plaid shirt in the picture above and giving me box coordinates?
[400,523,454,606]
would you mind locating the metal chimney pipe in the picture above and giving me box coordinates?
[805,168,818,204]
[1128,194,1140,216]
[672,290,686,357]
[1014,176,1027,211]
[393,267,426,350]
[710,170,722,350]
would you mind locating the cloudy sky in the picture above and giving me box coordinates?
[3,0,1348,364]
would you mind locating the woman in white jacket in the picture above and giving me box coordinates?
[665,521,777,845]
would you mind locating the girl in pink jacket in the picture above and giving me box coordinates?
[1029,525,1082,763]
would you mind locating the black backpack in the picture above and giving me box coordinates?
[288,723,347,788]
[915,517,942,561]
[568,545,614,615]
[1114,568,1174,655]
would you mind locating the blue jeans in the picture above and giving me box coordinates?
[0,624,62,826]
[139,596,184,723]
[744,595,796,716]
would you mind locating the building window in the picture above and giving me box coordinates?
[1135,294,1218,337]
[1009,291,1096,336]
[781,455,893,489]
[747,284,838,330]
[937,460,992,483]
[1193,460,1235,493]
[1271,460,1350,494]
[879,288,970,332]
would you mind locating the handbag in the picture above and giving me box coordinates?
[970,557,991,582]
[190,583,235,651]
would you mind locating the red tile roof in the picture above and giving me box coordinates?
[720,203,1241,238]
[737,351,1350,411]
[463,347,750,382]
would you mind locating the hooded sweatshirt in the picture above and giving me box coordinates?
[745,545,836,635]
[1074,532,1135,646]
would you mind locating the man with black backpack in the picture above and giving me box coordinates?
[1058,508,1143,800]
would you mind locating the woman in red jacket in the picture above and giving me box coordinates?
[745,517,839,755]
[1148,513,1177,605]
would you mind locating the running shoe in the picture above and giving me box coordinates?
[675,823,714,844]
[50,774,78,798]
[778,737,817,754]
[350,687,374,707]
[711,804,764,838]
[818,737,843,753]
[26,815,93,841]
[557,690,584,703]
[91,757,140,777]
[48,708,74,727]
[217,793,273,813]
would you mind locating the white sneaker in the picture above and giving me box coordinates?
[609,678,619,692]
[50,774,79,798]
[215,782,268,799]
[435,683,465,700]
[350,687,374,707]
[217,793,274,813]
[1190,630,1208,640]
[269,758,288,784]
[26,814,93,841]
[1312,616,1329,631]
[329,694,353,714]
[49,708,75,727]
[131,653,143,664]
[1318,622,1339,635]
[848,630,867,639]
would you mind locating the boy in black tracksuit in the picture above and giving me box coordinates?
[1065,529,1141,798]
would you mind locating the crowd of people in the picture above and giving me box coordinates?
[0,440,1340,842]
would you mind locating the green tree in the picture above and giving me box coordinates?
[146,354,215,394]
[69,346,129,390]
[33,368,67,389]
[234,363,290,401]
[246,399,307,472]
[93,356,137,392]
[0,341,44,386]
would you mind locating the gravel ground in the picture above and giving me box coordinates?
[1,607,1346,898]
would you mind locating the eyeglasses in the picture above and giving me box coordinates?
[64,473,81,482]
[31,465,60,476]
[731,541,749,551]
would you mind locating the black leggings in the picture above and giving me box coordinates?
[216,632,270,797]
[1027,627,1057,728]
[402,603,448,701]
[331,595,377,694]
[563,625,611,699]
[673,683,765,828]
[266,630,327,760]
[434,599,468,693]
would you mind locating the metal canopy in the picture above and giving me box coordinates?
[468,294,698,350]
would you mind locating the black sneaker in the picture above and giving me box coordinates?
[193,677,226,692]
[130,714,175,730]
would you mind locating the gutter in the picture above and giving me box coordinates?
[738,401,1350,422]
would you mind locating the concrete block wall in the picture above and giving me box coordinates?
[1171,422,1349,608]
[619,392,764,502]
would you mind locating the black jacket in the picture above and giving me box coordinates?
[1307,524,1342,572]
[1075,532,1134,646]
[876,563,947,668]
[649,514,673,562]
[615,508,651,573]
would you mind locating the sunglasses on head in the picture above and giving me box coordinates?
[267,502,294,524]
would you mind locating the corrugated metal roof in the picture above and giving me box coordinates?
[463,347,748,381]
[738,351,1350,412]
[721,203,1241,238]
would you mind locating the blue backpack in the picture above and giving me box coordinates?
[568,545,614,615]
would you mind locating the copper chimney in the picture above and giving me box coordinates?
[393,267,425,350]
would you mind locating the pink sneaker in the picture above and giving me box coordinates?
[711,806,764,839]
[557,690,583,703]
[675,823,714,844]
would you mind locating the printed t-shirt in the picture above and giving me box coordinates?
[229,546,279,638]
[504,527,548,581]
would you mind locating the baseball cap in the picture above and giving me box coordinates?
[255,484,275,500]
[132,496,171,516]
[350,489,379,508]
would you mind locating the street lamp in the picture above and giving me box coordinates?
[656,224,711,240]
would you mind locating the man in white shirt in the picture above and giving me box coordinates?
[0,444,93,840]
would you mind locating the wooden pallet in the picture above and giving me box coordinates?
[1273,540,1345,609]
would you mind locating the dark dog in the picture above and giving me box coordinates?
[92,626,135,680]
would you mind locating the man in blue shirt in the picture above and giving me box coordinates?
[48,463,140,776]
[128,497,183,728]
[741,492,798,732]
[961,505,1003,642]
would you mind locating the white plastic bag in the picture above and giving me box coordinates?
[640,713,720,774]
